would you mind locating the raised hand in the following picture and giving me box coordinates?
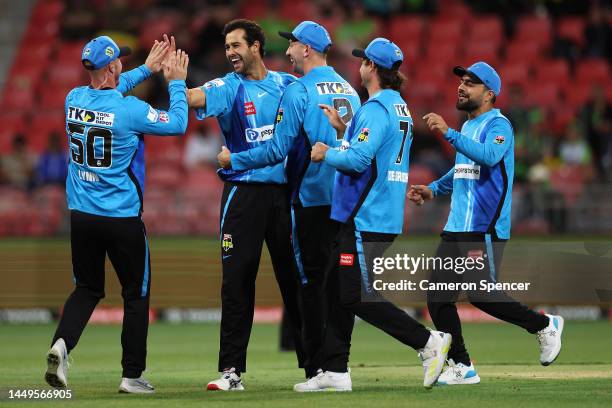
[319,104,347,133]
[164,49,189,82]
[422,113,449,136]
[144,38,170,73]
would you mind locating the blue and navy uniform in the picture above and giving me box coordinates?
[195,71,296,184]
[426,108,549,367]
[227,66,360,375]
[327,89,413,234]
[66,65,188,217]
[231,66,361,206]
[54,65,188,380]
[319,89,432,374]
[428,108,513,239]
[195,70,308,375]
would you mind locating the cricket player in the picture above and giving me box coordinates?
[409,61,564,385]
[216,20,362,378]
[45,35,189,393]
[299,38,452,392]
[186,19,306,390]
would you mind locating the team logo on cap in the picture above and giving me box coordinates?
[357,128,369,143]
[105,46,114,58]
[395,49,402,57]
[494,135,505,144]
[83,48,91,57]
[222,234,233,252]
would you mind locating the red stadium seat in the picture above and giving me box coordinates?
[525,83,560,107]
[505,41,542,61]
[575,59,610,85]
[535,59,569,84]
[514,15,552,49]
[462,41,500,66]
[46,63,85,86]
[423,42,459,65]
[240,0,267,20]
[563,83,595,109]
[280,1,316,23]
[428,18,463,43]
[40,85,75,110]
[0,85,34,112]
[556,17,586,47]
[56,42,87,64]
[29,0,64,23]
[389,16,425,43]
[468,16,504,44]
[499,61,530,87]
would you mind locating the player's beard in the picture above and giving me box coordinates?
[456,96,480,112]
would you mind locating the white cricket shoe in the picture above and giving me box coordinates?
[207,368,244,391]
[45,338,68,389]
[418,330,452,389]
[537,314,564,366]
[119,377,155,394]
[436,359,481,385]
[293,369,352,392]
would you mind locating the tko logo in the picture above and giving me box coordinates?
[244,101,256,115]
[340,253,354,266]
[67,106,114,126]
[394,104,410,117]
[315,82,355,95]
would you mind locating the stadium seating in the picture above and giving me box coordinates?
[0,0,610,237]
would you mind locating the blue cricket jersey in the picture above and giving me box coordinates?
[65,65,188,217]
[230,66,361,206]
[195,70,296,184]
[428,108,514,239]
[326,89,413,234]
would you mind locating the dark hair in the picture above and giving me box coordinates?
[490,93,497,104]
[371,61,405,91]
[222,19,266,58]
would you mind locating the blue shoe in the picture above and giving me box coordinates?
[537,314,564,366]
[436,359,480,385]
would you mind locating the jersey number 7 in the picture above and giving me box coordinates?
[395,120,411,164]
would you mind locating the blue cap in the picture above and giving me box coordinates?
[81,35,131,70]
[453,61,501,96]
[278,21,332,53]
[352,37,403,70]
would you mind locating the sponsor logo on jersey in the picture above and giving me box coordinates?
[275,108,284,124]
[387,170,408,183]
[494,135,505,144]
[340,253,354,266]
[357,128,369,142]
[394,104,410,117]
[204,78,225,89]
[68,106,115,126]
[222,234,233,252]
[454,164,481,179]
[244,101,256,115]
[245,125,274,143]
[158,111,169,123]
[315,82,356,95]
[146,106,159,122]
[339,140,350,151]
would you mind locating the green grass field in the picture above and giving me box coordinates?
[1,321,611,407]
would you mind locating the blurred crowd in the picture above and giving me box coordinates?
[0,0,610,235]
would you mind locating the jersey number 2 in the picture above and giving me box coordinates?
[333,98,354,140]
[68,122,113,168]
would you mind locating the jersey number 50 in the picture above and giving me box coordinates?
[68,122,113,168]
